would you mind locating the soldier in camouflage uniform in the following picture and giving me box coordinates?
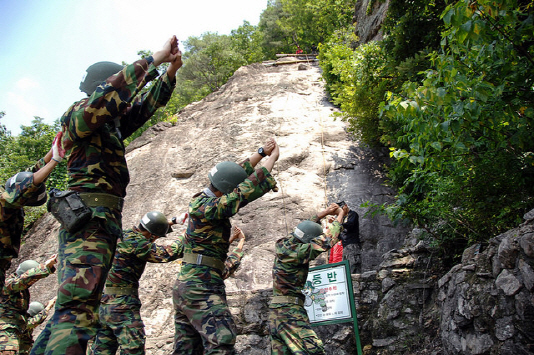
[0,134,64,290]
[89,216,247,355]
[31,36,183,355]
[88,211,183,355]
[19,298,56,355]
[269,204,346,355]
[0,255,57,354]
[172,139,280,355]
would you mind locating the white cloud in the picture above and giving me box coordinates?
[3,92,51,133]
[15,77,39,90]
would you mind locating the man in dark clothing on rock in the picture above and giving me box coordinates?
[339,204,361,273]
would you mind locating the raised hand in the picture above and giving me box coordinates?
[52,131,65,163]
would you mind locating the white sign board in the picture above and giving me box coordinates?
[302,262,353,324]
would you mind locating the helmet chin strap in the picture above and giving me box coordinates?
[203,187,217,198]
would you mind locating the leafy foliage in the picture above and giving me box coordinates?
[3,0,532,262]
[0,117,67,190]
[0,117,68,232]
[258,0,294,58]
[379,0,534,256]
[319,31,387,146]
[381,0,450,64]
[279,0,355,51]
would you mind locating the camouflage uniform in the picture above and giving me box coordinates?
[89,229,183,355]
[172,160,277,355]
[0,159,47,289]
[221,249,244,280]
[19,309,50,355]
[31,57,176,355]
[268,218,342,355]
[0,263,55,354]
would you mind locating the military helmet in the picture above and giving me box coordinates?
[16,260,40,276]
[5,172,47,207]
[79,61,124,95]
[28,301,44,317]
[208,161,248,194]
[140,211,169,238]
[292,220,323,244]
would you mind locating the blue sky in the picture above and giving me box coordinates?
[0,0,268,135]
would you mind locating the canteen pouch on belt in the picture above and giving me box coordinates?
[47,188,92,233]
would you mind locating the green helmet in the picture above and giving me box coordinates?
[16,260,40,276]
[292,220,323,244]
[140,211,169,238]
[28,301,44,317]
[208,161,248,194]
[79,61,124,95]
[5,172,47,207]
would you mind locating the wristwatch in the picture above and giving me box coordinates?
[258,147,266,157]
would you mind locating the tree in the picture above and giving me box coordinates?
[230,21,266,64]
[0,116,68,233]
[179,32,247,93]
[258,0,294,58]
[279,0,355,52]
[379,0,534,257]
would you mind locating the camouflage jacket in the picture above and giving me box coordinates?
[0,158,47,263]
[0,263,54,330]
[26,310,48,332]
[60,57,176,199]
[183,160,277,262]
[271,220,342,303]
[104,229,183,290]
[221,249,244,279]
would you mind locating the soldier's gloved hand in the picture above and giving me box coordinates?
[52,131,66,163]
[45,297,57,311]
[45,254,58,271]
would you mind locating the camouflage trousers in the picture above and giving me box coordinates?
[171,270,237,355]
[0,326,21,353]
[89,295,145,355]
[30,214,121,355]
[18,330,34,355]
[0,259,11,290]
[268,304,325,355]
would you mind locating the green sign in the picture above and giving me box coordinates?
[304,260,362,354]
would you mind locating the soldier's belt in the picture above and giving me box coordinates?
[182,253,224,272]
[271,295,304,306]
[79,193,124,212]
[104,287,138,296]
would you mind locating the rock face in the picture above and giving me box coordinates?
[16,59,405,354]
[14,54,534,355]
[353,0,390,45]
[438,211,534,355]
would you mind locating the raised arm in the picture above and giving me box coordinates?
[249,138,276,168]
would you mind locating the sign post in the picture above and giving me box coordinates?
[303,260,362,355]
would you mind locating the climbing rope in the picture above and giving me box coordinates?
[274,91,291,236]
[318,95,330,209]
[269,63,330,236]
